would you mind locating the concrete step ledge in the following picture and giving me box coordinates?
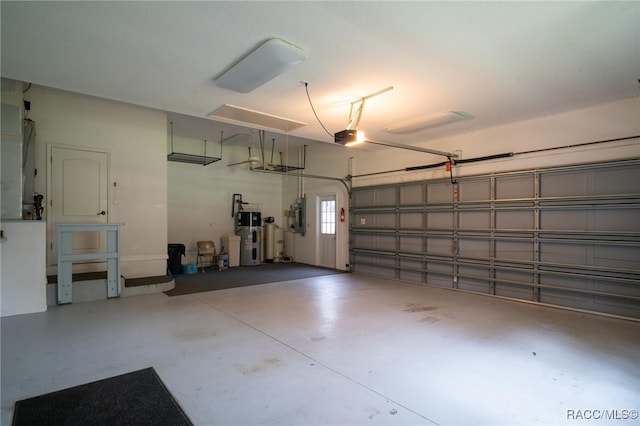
[122,276,174,298]
[46,274,174,306]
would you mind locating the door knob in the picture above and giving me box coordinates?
[98,211,106,215]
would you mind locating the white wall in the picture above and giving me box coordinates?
[167,134,284,264]
[283,97,640,269]
[25,86,168,278]
[351,97,640,187]
[282,144,352,269]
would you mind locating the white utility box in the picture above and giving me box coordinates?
[221,234,241,268]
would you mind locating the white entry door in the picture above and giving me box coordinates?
[48,146,109,266]
[318,194,336,269]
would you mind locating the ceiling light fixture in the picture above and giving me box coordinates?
[385,110,470,134]
[215,38,307,93]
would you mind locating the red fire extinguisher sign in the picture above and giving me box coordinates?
[340,208,345,222]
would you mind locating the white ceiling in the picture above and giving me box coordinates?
[2,1,638,152]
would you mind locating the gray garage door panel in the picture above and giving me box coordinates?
[351,159,640,319]
[459,179,491,201]
[352,189,376,207]
[424,260,452,275]
[425,271,453,288]
[495,284,533,301]
[458,264,491,293]
[353,263,396,279]
[426,211,453,228]
[399,258,423,283]
[540,210,588,230]
[594,166,640,195]
[459,211,491,229]
[399,212,422,228]
[496,209,535,230]
[426,237,453,256]
[593,245,640,269]
[399,235,423,253]
[400,184,424,205]
[496,240,534,261]
[594,209,640,231]
[373,234,396,251]
[540,242,588,265]
[352,233,374,249]
[427,183,454,203]
[458,238,490,258]
[496,174,535,199]
[540,171,588,197]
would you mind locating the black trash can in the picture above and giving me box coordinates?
[167,243,186,275]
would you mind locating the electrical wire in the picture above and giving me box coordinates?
[303,82,334,139]
[22,118,35,169]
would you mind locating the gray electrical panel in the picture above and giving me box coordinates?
[291,196,306,236]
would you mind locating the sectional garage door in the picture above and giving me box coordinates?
[351,159,640,319]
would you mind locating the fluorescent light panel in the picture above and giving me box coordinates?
[215,38,307,93]
[209,104,307,133]
[385,111,469,134]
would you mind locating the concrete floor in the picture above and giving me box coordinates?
[1,273,638,425]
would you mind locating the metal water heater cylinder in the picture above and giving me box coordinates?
[236,211,261,266]
[264,222,274,263]
[273,226,284,263]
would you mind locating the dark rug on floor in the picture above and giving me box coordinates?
[12,367,192,426]
[165,262,345,296]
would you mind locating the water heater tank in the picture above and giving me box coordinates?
[236,211,261,266]
[264,222,274,263]
[273,226,284,263]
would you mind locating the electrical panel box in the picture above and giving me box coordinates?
[292,196,306,236]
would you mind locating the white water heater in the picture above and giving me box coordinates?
[273,226,284,262]
[264,217,284,263]
[264,221,275,262]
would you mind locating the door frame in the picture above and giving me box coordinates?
[46,143,112,268]
[316,192,337,269]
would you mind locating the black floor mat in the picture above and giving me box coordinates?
[165,262,345,296]
[12,367,192,426]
